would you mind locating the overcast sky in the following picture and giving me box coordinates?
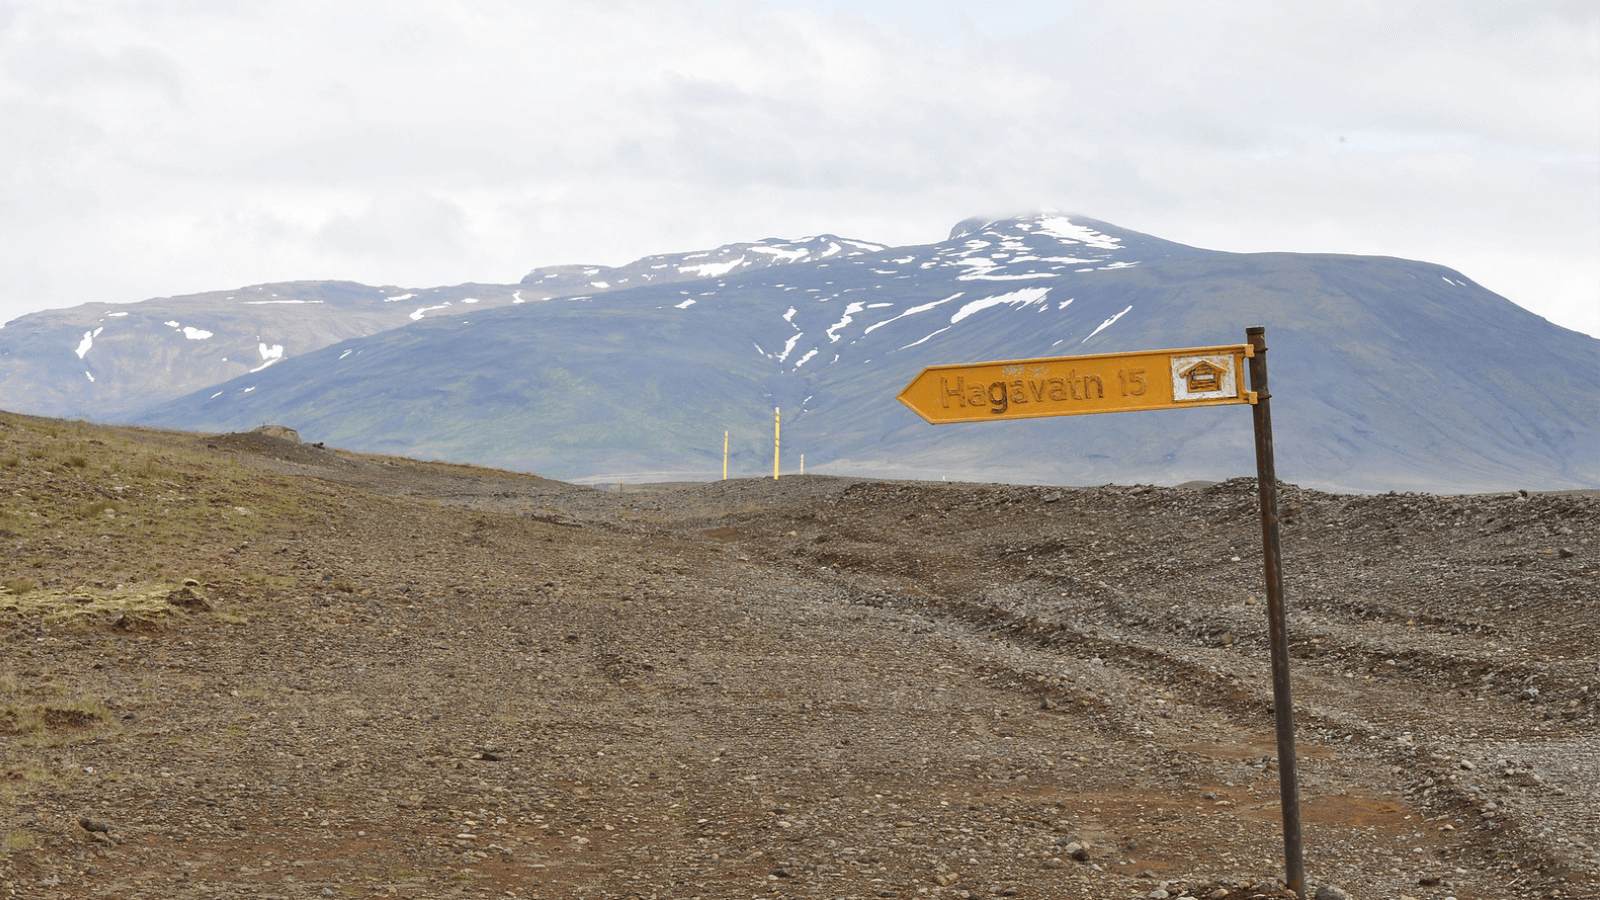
[3,0,1596,336]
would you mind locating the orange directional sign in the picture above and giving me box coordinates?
[898,327,1307,894]
[897,344,1254,424]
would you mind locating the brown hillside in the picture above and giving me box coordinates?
[1,410,1596,899]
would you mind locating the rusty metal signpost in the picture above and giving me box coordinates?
[898,326,1306,898]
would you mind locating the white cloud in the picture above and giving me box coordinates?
[0,0,1594,336]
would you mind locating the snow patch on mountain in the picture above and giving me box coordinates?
[778,332,804,362]
[1034,216,1123,250]
[679,257,744,278]
[75,328,102,359]
[962,271,1061,282]
[863,293,964,335]
[898,327,950,351]
[827,302,866,342]
[950,287,1052,324]
[750,246,809,262]
[1083,305,1134,342]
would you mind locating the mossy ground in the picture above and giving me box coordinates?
[0,411,325,588]
[1,411,326,794]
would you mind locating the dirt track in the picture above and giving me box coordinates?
[1,421,1596,900]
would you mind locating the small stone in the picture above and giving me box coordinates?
[1558,547,1576,558]
[1207,890,1229,900]
[78,817,110,834]
[1314,885,1352,900]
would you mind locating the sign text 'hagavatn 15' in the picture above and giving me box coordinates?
[896,344,1255,424]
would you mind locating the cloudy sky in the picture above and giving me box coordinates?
[3,0,1597,336]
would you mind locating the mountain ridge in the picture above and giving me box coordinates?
[3,213,1595,492]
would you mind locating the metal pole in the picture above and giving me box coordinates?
[723,430,729,481]
[774,407,780,480]
[1247,325,1306,898]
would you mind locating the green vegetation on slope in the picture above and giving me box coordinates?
[0,410,323,608]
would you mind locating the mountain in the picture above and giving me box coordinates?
[0,234,876,421]
[4,214,1597,492]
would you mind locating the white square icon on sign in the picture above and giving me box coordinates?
[1170,354,1238,402]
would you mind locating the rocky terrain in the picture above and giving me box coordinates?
[1,411,1596,899]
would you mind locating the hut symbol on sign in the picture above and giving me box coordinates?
[1178,359,1226,393]
[1169,354,1237,402]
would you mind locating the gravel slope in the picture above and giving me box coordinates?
[1,419,1595,900]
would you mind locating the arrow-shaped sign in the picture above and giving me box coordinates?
[896,344,1254,424]
[896,328,1308,898]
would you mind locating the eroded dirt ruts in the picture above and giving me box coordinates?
[1,426,1595,900]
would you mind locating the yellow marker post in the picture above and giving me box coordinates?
[773,407,781,480]
[723,430,729,481]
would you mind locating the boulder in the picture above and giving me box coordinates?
[251,424,301,443]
